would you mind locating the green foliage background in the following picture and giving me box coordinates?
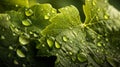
[0,0,120,67]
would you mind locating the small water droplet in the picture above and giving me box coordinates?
[44,15,49,19]
[6,16,10,20]
[47,39,54,48]
[25,9,33,16]
[1,35,5,39]
[69,52,73,55]
[97,8,101,12]
[106,38,109,41]
[22,19,32,26]
[55,41,61,49]
[33,33,38,37]
[15,4,19,7]
[97,42,102,47]
[62,36,68,42]
[16,49,25,58]
[9,46,13,50]
[92,1,96,6]
[14,60,19,65]
[104,15,109,19]
[77,53,87,62]
[22,64,26,67]
[19,35,29,45]
[52,10,56,13]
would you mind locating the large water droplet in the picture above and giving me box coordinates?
[77,53,87,62]
[47,39,54,48]
[19,35,29,45]
[22,19,32,26]
[25,9,33,16]
[16,49,25,58]
[44,15,49,19]
[62,36,68,42]
[1,35,5,39]
[55,41,61,49]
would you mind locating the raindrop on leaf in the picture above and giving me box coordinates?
[16,49,25,58]
[62,36,68,42]
[47,39,54,48]
[55,41,61,49]
[22,19,32,26]
[25,9,33,16]
[19,35,29,45]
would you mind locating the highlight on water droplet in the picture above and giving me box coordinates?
[1,35,5,39]
[16,49,25,58]
[47,39,54,48]
[22,19,32,26]
[92,1,96,6]
[19,35,29,45]
[25,9,33,16]
[55,41,61,49]
[14,60,19,65]
[44,15,49,19]
[62,36,68,42]
[104,14,109,19]
[9,46,13,50]
[77,53,87,62]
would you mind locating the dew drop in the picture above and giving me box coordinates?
[9,46,13,50]
[1,35,5,39]
[44,15,49,19]
[92,1,96,6]
[104,15,109,19]
[55,41,61,49]
[77,53,87,62]
[19,35,29,45]
[97,42,102,47]
[25,9,33,16]
[16,49,25,58]
[47,39,54,48]
[62,36,68,42]
[14,60,19,65]
[22,19,32,26]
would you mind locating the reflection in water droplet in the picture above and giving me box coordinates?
[104,15,109,19]
[16,49,25,58]
[19,35,29,45]
[25,9,33,16]
[22,19,32,26]
[47,39,54,48]
[55,41,61,49]
[1,35,5,39]
[14,60,19,65]
[44,15,49,19]
[77,53,87,62]
[9,46,13,50]
[62,36,68,42]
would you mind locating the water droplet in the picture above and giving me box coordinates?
[55,41,61,49]
[25,9,33,16]
[92,1,96,6]
[106,38,109,41]
[22,19,32,26]
[44,15,49,19]
[33,33,38,37]
[97,42,102,47]
[16,49,25,58]
[97,8,101,12]
[14,60,19,65]
[62,36,68,42]
[77,53,87,62]
[15,4,19,7]
[6,16,10,20]
[22,64,26,67]
[19,35,29,45]
[1,35,5,39]
[69,52,73,55]
[52,10,56,13]
[47,39,54,48]
[9,46,13,50]
[104,15,109,19]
